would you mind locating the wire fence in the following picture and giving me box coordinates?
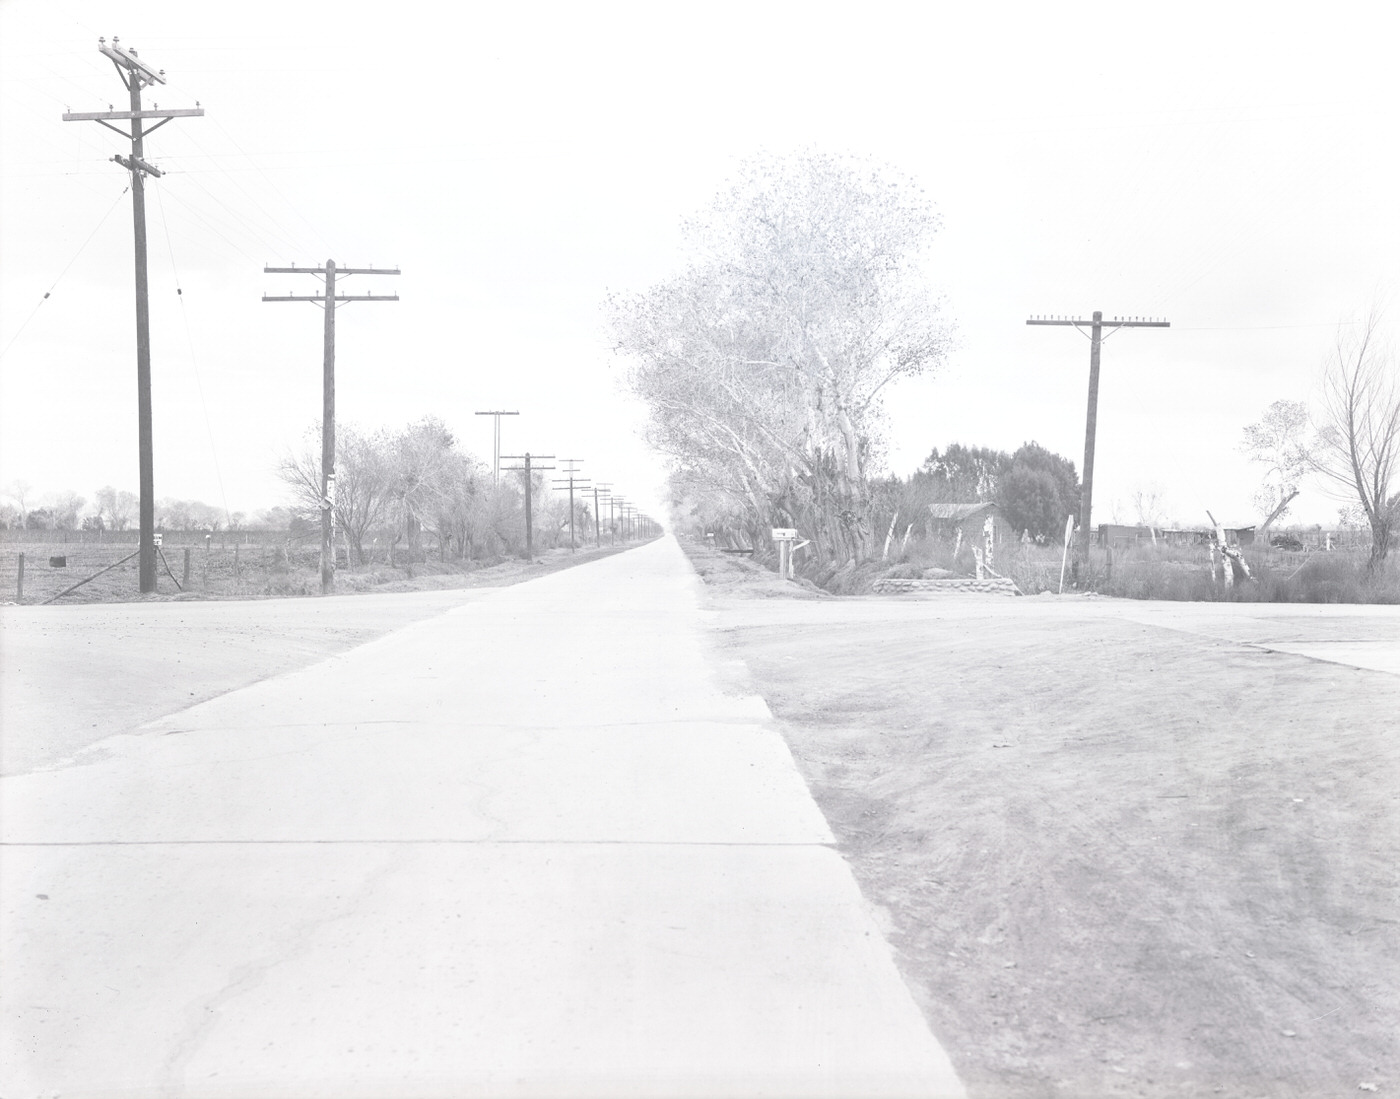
[1,540,328,604]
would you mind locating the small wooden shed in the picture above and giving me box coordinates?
[927,502,1015,547]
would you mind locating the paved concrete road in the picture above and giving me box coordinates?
[1,538,964,1098]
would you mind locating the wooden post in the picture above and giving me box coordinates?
[234,543,240,583]
[16,553,23,603]
[183,547,191,587]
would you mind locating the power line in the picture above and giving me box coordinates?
[153,182,232,529]
[0,181,128,360]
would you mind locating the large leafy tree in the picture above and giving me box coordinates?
[916,443,1009,501]
[611,150,952,562]
[998,442,1080,540]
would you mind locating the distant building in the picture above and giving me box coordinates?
[927,502,1015,547]
[1097,524,1155,548]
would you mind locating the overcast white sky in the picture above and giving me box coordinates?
[2,1,1397,528]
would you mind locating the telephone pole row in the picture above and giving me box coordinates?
[1026,311,1169,579]
[63,38,204,593]
[264,261,400,593]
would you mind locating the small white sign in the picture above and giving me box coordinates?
[771,528,798,540]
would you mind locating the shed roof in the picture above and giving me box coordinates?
[928,502,1001,521]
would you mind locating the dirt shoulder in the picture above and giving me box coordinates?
[681,541,1400,1099]
[0,544,637,776]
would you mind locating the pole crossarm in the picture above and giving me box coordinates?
[1026,317,1170,327]
[112,153,162,178]
[264,266,399,276]
[63,108,203,121]
[262,294,399,302]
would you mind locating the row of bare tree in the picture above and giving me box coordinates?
[276,417,596,565]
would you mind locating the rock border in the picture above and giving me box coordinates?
[872,577,1021,596]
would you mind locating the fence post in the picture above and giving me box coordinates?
[183,547,191,587]
[16,553,23,603]
[234,544,240,584]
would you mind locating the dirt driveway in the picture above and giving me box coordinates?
[694,550,1399,1099]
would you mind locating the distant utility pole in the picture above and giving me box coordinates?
[611,497,626,545]
[264,261,400,594]
[63,37,203,594]
[1026,311,1170,579]
[502,453,555,560]
[553,460,589,552]
[474,410,519,487]
[594,483,612,549]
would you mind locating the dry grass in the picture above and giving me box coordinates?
[786,536,1400,604]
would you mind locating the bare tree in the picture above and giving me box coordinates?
[49,491,85,531]
[279,425,394,565]
[94,487,137,531]
[1242,399,1311,532]
[1312,311,1399,564]
[6,480,32,527]
[1131,484,1167,531]
[611,150,952,563]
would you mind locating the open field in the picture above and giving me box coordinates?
[689,545,1400,1098]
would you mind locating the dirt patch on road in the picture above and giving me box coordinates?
[683,544,1400,1098]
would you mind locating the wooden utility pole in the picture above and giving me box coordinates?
[594,483,612,550]
[63,38,203,593]
[474,410,519,487]
[553,460,589,552]
[264,261,399,593]
[1026,311,1169,580]
[502,453,555,560]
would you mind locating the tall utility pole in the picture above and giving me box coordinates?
[502,453,555,560]
[264,261,400,593]
[63,38,203,593]
[1026,312,1170,579]
[474,410,519,487]
[553,460,589,552]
